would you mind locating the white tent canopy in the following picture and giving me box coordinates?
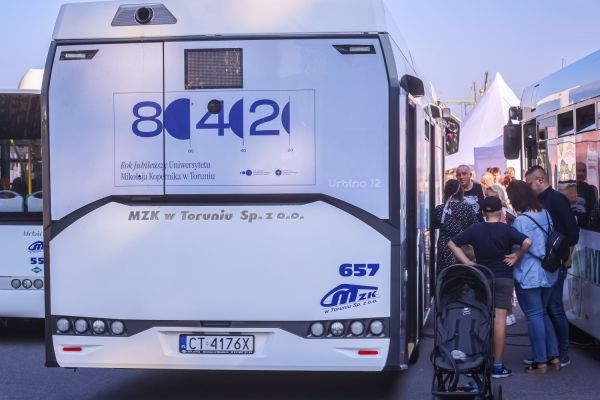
[446,72,519,177]
[18,69,43,90]
[473,136,521,181]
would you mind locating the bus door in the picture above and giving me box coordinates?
[49,43,164,221]
[415,105,430,332]
[47,43,164,317]
[146,38,393,323]
[405,95,419,361]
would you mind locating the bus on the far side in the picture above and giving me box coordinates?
[0,88,44,322]
[504,49,600,341]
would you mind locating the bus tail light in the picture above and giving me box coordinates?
[309,322,324,337]
[110,320,125,335]
[350,321,365,336]
[54,317,127,336]
[92,320,106,334]
[369,320,384,336]
[10,279,21,289]
[22,279,33,289]
[57,318,70,333]
[74,319,89,334]
[63,347,82,352]
[306,319,387,339]
[33,279,44,289]
[330,321,345,337]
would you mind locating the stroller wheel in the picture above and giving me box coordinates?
[492,384,502,400]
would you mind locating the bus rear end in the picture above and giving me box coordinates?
[45,0,403,371]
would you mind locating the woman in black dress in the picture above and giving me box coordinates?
[433,179,479,271]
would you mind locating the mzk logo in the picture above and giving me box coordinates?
[28,241,44,253]
[320,284,378,308]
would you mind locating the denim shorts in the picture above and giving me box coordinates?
[494,278,514,310]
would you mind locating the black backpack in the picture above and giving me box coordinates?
[522,211,568,273]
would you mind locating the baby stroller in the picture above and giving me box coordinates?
[431,264,501,399]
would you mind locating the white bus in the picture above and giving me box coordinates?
[504,49,600,341]
[0,89,44,321]
[44,0,457,370]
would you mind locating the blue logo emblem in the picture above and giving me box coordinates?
[320,284,378,307]
[28,241,44,252]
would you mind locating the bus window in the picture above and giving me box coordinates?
[0,93,42,214]
[445,119,459,155]
[425,120,430,141]
[537,117,556,183]
[576,104,595,133]
[0,140,42,213]
[557,110,574,136]
[523,121,537,166]
[576,132,600,230]
[538,116,556,140]
[537,140,549,175]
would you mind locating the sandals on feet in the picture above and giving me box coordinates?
[524,363,548,374]
[548,357,561,371]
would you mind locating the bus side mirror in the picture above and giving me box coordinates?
[508,106,522,121]
[503,121,521,160]
[442,107,452,119]
[429,104,441,119]
[400,75,425,98]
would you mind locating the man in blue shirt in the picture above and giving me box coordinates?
[448,196,532,378]
[525,165,579,368]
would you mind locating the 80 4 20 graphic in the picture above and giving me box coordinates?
[131,98,292,141]
[113,90,316,187]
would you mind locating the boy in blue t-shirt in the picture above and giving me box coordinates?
[448,196,532,379]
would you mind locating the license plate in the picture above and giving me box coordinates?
[179,334,255,354]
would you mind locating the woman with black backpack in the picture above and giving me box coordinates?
[506,180,560,373]
[432,179,479,271]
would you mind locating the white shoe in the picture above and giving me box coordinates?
[506,314,517,326]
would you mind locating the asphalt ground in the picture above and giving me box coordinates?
[1,311,599,400]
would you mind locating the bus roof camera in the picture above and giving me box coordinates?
[135,7,154,24]
[207,100,223,115]
[400,74,424,98]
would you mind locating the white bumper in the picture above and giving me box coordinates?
[53,326,389,371]
[0,290,44,318]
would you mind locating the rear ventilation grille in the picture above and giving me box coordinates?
[111,3,177,26]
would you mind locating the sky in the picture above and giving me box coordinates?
[1,0,600,110]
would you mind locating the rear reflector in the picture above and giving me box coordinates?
[333,45,376,55]
[63,347,82,352]
[59,50,98,61]
[358,350,378,356]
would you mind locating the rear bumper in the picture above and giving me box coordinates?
[0,289,44,318]
[53,326,389,371]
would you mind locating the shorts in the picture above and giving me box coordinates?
[494,278,514,310]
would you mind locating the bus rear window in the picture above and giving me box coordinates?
[0,94,42,214]
[185,48,243,89]
[557,111,574,136]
